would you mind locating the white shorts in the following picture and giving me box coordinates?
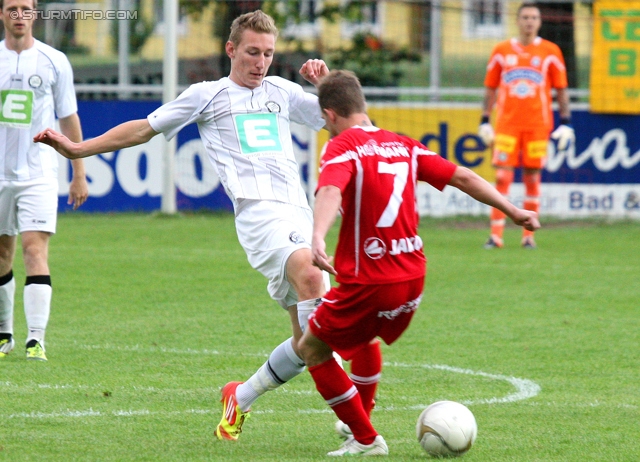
[0,178,58,236]
[235,200,314,309]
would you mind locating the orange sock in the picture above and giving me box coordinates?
[523,171,541,240]
[490,168,514,240]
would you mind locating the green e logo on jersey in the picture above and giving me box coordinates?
[235,113,283,155]
[0,90,34,128]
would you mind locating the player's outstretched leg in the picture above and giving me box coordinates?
[215,381,250,441]
[216,337,305,440]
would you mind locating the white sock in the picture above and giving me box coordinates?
[298,298,345,369]
[0,274,15,334]
[297,298,321,333]
[24,282,52,346]
[236,337,305,412]
[322,270,331,292]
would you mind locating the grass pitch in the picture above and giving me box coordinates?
[1,213,638,461]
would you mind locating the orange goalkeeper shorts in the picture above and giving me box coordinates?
[492,127,551,170]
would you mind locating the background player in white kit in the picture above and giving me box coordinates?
[0,0,88,361]
[36,10,329,439]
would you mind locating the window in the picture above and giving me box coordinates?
[463,0,505,38]
[341,0,381,38]
[153,2,188,36]
[282,0,321,39]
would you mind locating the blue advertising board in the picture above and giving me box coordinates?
[57,101,640,218]
[544,111,640,184]
[57,101,234,213]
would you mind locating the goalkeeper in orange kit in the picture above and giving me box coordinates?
[478,2,574,249]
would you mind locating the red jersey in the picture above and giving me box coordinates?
[316,125,457,285]
[484,37,568,132]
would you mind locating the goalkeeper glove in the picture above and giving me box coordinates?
[478,115,494,146]
[551,117,575,150]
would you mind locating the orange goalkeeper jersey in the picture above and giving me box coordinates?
[484,37,568,133]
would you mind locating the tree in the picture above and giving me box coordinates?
[180,0,391,80]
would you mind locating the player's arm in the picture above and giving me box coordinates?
[481,87,497,119]
[556,87,570,120]
[298,60,329,131]
[312,185,342,276]
[448,166,540,231]
[58,113,89,210]
[478,87,497,145]
[550,87,574,150]
[34,119,158,160]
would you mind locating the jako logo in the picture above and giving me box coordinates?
[364,238,386,259]
[389,235,423,256]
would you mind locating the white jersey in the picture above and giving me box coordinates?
[0,39,77,181]
[148,76,324,211]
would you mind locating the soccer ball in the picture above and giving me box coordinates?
[416,401,477,457]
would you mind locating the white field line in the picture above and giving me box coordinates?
[76,343,269,358]
[386,362,542,406]
[2,345,543,420]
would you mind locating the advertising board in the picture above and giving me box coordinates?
[57,102,639,219]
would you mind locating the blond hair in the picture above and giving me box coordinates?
[228,10,278,46]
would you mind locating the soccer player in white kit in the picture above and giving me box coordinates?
[0,0,88,361]
[35,10,329,438]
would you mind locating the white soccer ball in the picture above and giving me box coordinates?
[416,401,477,457]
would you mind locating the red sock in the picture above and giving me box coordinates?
[350,340,382,416]
[308,358,378,445]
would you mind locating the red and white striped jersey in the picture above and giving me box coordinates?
[317,125,457,285]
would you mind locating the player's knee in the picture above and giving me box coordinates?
[20,245,49,275]
[0,238,15,264]
[22,243,46,264]
[292,265,325,299]
[297,334,332,368]
[297,333,311,359]
[495,168,514,194]
[495,168,514,188]
[0,247,13,266]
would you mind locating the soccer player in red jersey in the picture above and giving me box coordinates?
[298,70,540,456]
[478,2,574,249]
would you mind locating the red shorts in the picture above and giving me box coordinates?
[492,127,551,169]
[307,278,424,360]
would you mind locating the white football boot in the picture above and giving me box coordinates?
[327,435,388,457]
